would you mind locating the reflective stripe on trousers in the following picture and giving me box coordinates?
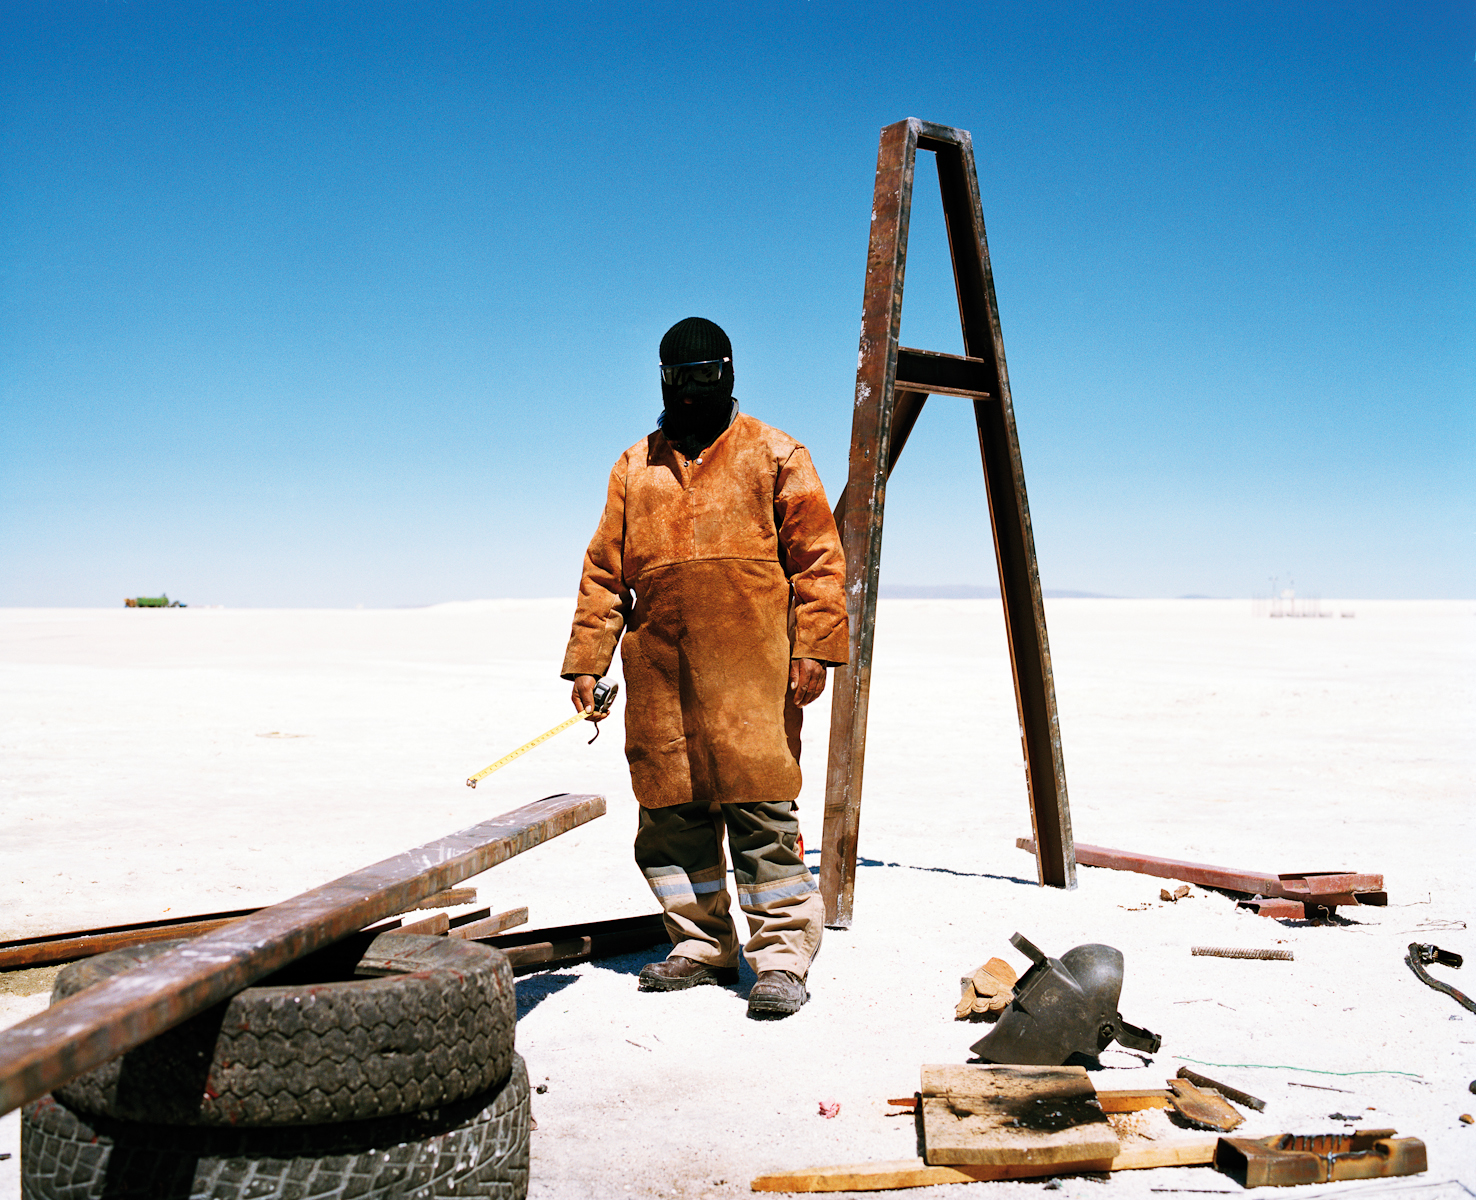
[635,798,823,976]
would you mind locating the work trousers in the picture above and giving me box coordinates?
[635,799,823,977]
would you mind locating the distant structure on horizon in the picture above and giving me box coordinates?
[1253,578,1354,619]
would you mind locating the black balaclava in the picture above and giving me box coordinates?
[658,316,736,457]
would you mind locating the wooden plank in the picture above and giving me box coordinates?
[920,1064,1118,1166]
[751,1139,1217,1192]
[1095,1088,1173,1112]
[1168,1079,1244,1131]
[450,907,529,940]
[0,792,605,1118]
[398,912,450,936]
[408,887,477,910]
[752,1159,1011,1192]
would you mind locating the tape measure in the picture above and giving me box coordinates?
[465,680,619,789]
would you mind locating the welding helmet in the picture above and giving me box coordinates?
[969,932,1161,1066]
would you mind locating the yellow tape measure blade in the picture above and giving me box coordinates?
[465,710,591,788]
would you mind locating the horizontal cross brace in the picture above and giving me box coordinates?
[895,347,993,398]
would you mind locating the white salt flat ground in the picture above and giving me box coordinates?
[1,599,1472,1198]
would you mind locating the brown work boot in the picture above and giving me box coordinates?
[638,956,739,992]
[746,970,809,1018]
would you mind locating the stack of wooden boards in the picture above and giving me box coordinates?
[753,1065,1220,1192]
[0,892,671,979]
[752,1065,1428,1192]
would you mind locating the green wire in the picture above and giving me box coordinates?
[1176,1056,1423,1080]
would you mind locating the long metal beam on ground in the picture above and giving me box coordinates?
[0,792,604,1118]
[1016,838,1383,905]
[0,886,485,972]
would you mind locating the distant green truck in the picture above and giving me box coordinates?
[124,594,185,608]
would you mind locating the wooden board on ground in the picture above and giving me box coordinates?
[398,912,450,936]
[920,1064,1120,1166]
[1168,1078,1244,1131]
[751,1125,1218,1193]
[450,906,529,939]
[1095,1088,1173,1112]
[409,887,477,910]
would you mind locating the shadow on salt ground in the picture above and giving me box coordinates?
[803,848,1035,886]
[517,947,765,1010]
[517,946,749,1018]
[514,973,580,1020]
[593,946,763,993]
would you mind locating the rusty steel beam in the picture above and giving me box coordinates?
[0,792,604,1118]
[479,911,670,974]
[895,348,993,398]
[0,889,487,974]
[1016,838,1384,909]
[821,118,1075,927]
[0,910,259,972]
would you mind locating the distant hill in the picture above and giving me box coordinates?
[878,584,1114,599]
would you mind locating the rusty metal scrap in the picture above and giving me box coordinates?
[0,792,605,1119]
[1191,947,1294,961]
[1214,1130,1426,1187]
[1175,1068,1265,1113]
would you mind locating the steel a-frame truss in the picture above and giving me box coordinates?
[820,118,1076,927]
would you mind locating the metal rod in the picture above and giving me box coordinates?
[0,792,605,1118]
[1175,1067,1267,1112]
[1192,947,1295,961]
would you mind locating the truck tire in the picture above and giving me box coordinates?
[53,933,515,1126]
[22,1054,529,1200]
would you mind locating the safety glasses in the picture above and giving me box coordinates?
[659,357,730,387]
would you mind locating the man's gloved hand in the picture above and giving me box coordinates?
[789,658,827,707]
[570,675,609,722]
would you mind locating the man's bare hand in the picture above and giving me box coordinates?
[789,658,827,707]
[570,674,608,722]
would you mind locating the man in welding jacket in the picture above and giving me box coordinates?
[561,317,849,1018]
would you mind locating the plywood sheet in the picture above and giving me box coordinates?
[920,1064,1120,1166]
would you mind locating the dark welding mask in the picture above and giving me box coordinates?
[969,933,1161,1066]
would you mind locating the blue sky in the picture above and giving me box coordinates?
[2,2,1471,605]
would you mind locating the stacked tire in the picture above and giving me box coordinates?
[22,933,527,1199]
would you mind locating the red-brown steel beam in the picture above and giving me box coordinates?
[1016,838,1383,902]
[0,792,604,1118]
